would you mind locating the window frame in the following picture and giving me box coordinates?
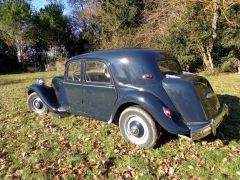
[83,59,113,85]
[64,60,82,82]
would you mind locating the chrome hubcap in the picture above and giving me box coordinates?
[125,115,149,145]
[129,121,144,138]
[33,98,43,109]
[130,125,139,136]
[34,100,42,109]
[32,97,45,113]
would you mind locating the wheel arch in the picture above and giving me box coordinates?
[111,92,190,135]
[28,89,35,95]
[112,102,138,125]
[28,84,60,111]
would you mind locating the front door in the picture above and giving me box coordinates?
[82,60,117,121]
[63,60,83,114]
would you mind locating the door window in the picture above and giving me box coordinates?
[85,61,111,83]
[66,61,81,81]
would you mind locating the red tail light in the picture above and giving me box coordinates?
[142,74,153,79]
[163,107,172,119]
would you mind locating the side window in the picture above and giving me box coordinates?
[67,61,81,81]
[85,61,111,83]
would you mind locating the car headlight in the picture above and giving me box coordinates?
[38,78,45,85]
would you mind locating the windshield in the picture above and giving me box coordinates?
[157,59,182,75]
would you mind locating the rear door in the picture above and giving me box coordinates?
[82,59,117,121]
[63,60,83,114]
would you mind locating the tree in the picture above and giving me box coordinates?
[0,0,31,66]
[143,0,221,70]
[68,0,145,48]
[38,3,70,49]
[181,0,221,70]
[220,1,240,73]
[26,2,73,58]
[142,0,239,71]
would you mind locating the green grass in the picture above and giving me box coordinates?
[0,72,239,179]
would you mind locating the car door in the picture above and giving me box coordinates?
[63,60,83,114]
[82,59,117,121]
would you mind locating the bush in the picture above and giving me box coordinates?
[178,55,203,72]
[202,68,221,76]
[220,57,239,73]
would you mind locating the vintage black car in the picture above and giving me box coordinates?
[27,48,229,148]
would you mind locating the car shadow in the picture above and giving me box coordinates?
[154,131,178,149]
[200,94,240,144]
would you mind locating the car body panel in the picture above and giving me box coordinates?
[51,76,70,109]
[82,83,117,121]
[63,81,83,113]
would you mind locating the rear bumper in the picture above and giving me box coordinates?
[190,104,229,140]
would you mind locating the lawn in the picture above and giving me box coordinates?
[0,72,239,179]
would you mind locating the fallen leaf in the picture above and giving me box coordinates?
[222,158,227,162]
[168,167,174,176]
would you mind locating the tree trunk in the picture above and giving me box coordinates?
[212,0,221,41]
[199,44,214,69]
[199,0,221,70]
[206,46,214,69]
[16,39,21,63]
[16,39,23,61]
[16,39,25,70]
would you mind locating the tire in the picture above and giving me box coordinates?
[119,106,159,149]
[27,92,48,114]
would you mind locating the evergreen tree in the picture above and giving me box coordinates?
[0,0,31,66]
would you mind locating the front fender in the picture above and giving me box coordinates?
[28,84,60,111]
[112,91,190,135]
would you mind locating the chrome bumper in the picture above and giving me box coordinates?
[190,104,229,140]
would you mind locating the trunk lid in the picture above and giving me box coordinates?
[162,74,221,124]
[177,74,221,119]
[193,81,220,120]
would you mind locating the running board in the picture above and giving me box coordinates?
[57,106,69,112]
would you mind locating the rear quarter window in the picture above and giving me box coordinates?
[157,59,182,75]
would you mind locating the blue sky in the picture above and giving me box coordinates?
[31,0,72,15]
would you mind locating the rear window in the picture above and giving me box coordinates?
[157,59,182,75]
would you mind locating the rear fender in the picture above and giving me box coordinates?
[112,91,190,135]
[28,84,60,111]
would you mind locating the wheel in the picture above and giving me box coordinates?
[119,106,159,149]
[27,92,48,114]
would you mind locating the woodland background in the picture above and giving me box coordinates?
[0,0,239,74]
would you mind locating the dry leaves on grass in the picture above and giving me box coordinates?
[157,159,181,178]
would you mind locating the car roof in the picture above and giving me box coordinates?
[68,48,174,62]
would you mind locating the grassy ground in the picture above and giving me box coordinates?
[0,72,239,179]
